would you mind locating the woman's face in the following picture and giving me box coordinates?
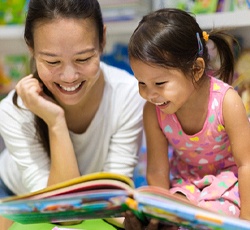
[31,17,104,106]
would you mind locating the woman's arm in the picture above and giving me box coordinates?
[223,88,250,220]
[15,75,80,187]
[143,102,170,189]
[47,114,80,185]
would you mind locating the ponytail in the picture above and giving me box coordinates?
[207,29,239,84]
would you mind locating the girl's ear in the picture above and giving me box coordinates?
[193,57,205,82]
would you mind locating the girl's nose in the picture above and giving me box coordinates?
[146,89,158,102]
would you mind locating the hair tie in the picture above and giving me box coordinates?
[203,31,209,42]
[196,32,203,56]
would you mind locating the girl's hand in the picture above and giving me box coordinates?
[15,74,65,127]
[124,211,178,230]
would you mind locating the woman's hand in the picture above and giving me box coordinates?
[16,75,80,185]
[15,74,65,127]
[124,211,178,230]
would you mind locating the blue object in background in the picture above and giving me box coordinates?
[133,144,174,188]
[101,43,133,75]
[133,146,148,188]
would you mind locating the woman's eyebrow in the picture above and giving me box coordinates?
[38,48,96,57]
[76,48,96,55]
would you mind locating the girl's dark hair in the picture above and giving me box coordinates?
[128,8,236,85]
[13,0,104,155]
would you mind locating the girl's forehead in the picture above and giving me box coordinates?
[131,60,167,74]
[131,60,186,82]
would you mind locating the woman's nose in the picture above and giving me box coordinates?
[60,65,79,82]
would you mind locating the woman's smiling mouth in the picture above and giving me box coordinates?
[58,81,84,92]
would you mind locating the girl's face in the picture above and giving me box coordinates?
[31,17,104,106]
[130,59,196,114]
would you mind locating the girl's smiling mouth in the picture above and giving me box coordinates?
[155,101,169,106]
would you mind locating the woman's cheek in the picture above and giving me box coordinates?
[37,64,55,81]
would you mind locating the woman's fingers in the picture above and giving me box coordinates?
[15,74,64,126]
[15,74,42,107]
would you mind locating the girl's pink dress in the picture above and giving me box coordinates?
[156,76,240,217]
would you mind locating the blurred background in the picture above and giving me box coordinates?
[1,0,250,187]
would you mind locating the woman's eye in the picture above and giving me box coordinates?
[46,61,60,65]
[76,57,91,63]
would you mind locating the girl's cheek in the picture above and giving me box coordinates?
[139,89,147,100]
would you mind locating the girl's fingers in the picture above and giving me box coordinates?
[124,211,144,230]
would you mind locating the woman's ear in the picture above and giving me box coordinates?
[27,47,36,73]
[28,46,34,56]
[101,25,107,52]
[193,57,205,82]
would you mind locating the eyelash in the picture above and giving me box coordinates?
[46,61,59,65]
[156,82,167,86]
[139,82,167,86]
[46,57,91,65]
[76,57,91,63]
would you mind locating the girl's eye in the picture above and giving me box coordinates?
[138,82,146,86]
[156,81,167,86]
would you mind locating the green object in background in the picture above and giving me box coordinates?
[172,0,219,14]
[4,55,29,80]
[0,0,28,24]
[10,219,118,230]
[191,0,219,14]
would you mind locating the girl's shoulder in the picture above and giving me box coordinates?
[209,76,232,94]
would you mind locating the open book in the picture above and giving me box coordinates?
[0,172,250,229]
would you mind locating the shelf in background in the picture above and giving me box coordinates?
[1,10,250,53]
[196,10,250,29]
[0,19,140,39]
[105,18,140,36]
[0,25,27,55]
[2,10,250,39]
[0,25,24,39]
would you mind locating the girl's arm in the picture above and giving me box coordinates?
[143,102,170,189]
[223,88,250,220]
[15,75,80,186]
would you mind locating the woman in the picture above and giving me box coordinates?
[0,0,144,227]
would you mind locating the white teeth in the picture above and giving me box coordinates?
[155,102,166,106]
[60,82,82,92]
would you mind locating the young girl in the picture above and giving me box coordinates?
[0,0,144,228]
[125,7,250,229]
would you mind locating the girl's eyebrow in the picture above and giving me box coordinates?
[38,48,96,57]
